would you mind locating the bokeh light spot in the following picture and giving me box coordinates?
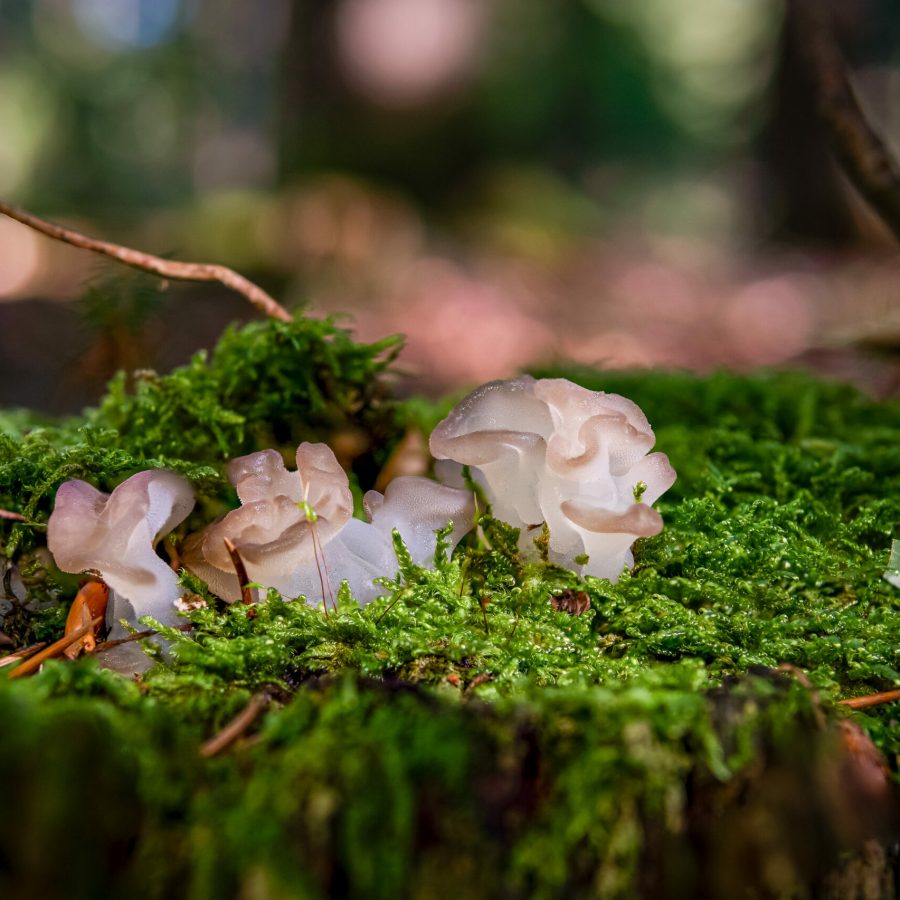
[70,0,182,50]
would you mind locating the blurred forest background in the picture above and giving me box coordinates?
[2,0,900,412]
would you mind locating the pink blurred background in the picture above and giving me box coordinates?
[1,0,899,408]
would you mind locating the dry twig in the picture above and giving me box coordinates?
[0,641,47,668]
[92,629,156,654]
[200,692,271,758]
[0,509,27,522]
[6,618,102,679]
[92,621,193,655]
[0,199,292,322]
[224,537,257,605]
[838,689,900,711]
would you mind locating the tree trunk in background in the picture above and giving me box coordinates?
[761,0,861,245]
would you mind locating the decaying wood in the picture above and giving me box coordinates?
[550,589,591,616]
[200,692,271,758]
[5,617,102,679]
[0,199,292,322]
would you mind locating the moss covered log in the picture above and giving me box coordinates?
[1,318,898,897]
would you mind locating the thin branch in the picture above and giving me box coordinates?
[92,621,193,655]
[789,0,900,240]
[838,688,900,711]
[465,672,492,693]
[0,199,292,322]
[374,593,404,625]
[224,537,256,605]
[0,641,47,668]
[91,628,157,655]
[200,692,270,758]
[5,618,102,680]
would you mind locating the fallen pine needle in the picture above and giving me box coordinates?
[0,509,27,521]
[224,537,256,605]
[838,689,900,710]
[0,641,47,668]
[92,621,193,655]
[466,673,493,693]
[92,629,157,654]
[6,618,102,679]
[200,692,270,758]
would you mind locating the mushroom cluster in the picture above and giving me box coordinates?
[44,376,675,659]
[430,376,676,581]
[182,443,474,605]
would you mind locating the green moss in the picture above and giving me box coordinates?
[0,663,833,900]
[129,368,899,753]
[92,316,403,465]
[1,332,899,897]
[0,316,404,559]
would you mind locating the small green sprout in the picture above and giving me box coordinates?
[298,500,318,523]
[632,481,648,502]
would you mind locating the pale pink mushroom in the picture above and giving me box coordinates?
[183,443,474,605]
[430,375,676,581]
[182,443,353,602]
[47,469,195,669]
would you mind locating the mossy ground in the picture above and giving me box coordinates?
[1,319,898,898]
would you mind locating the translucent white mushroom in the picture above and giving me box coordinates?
[182,444,353,602]
[47,470,195,672]
[430,375,676,581]
[183,443,474,606]
[286,475,476,606]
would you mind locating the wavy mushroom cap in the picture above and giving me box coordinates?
[430,375,677,582]
[47,469,195,623]
[429,376,550,525]
[533,379,655,478]
[429,375,551,465]
[364,475,475,565]
[186,453,474,606]
[183,442,353,602]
